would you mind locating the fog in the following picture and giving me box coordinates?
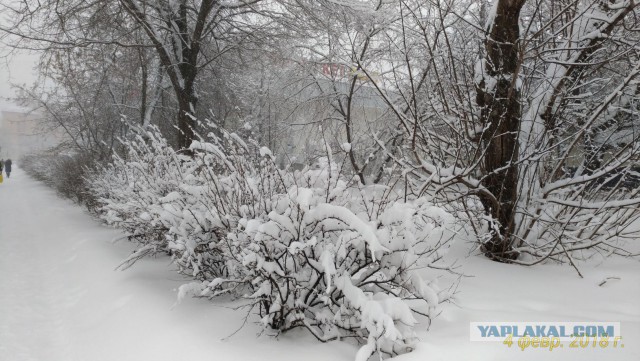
[0,45,37,106]
[0,45,48,159]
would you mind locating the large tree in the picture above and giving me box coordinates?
[1,0,263,148]
[475,0,526,260]
[345,0,640,264]
[476,0,640,261]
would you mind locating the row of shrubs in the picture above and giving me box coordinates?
[27,127,459,360]
[20,150,98,207]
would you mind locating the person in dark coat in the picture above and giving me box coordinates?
[4,159,11,178]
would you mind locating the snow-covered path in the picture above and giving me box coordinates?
[1,167,638,361]
[0,168,354,361]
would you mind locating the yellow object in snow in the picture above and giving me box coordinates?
[0,174,3,183]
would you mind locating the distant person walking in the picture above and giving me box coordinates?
[0,159,3,183]
[4,159,12,178]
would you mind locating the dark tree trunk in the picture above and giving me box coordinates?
[177,91,197,150]
[121,0,216,150]
[139,52,148,126]
[175,1,198,150]
[476,0,526,261]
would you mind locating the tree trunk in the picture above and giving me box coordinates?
[476,0,525,261]
[177,88,197,150]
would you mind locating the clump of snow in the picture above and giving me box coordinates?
[259,146,273,158]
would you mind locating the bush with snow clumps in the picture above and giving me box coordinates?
[90,126,458,360]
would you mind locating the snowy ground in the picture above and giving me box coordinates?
[1,167,638,361]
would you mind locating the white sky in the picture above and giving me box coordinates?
[0,44,38,111]
[0,0,39,111]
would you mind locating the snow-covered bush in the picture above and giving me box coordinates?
[21,151,97,207]
[90,129,187,268]
[90,126,289,273]
[20,153,58,184]
[90,127,459,360]
[159,131,287,279]
[204,187,456,359]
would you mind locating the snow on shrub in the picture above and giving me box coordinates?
[90,127,458,360]
[21,151,97,206]
[90,126,288,274]
[205,186,456,359]
[162,131,287,279]
[90,129,188,268]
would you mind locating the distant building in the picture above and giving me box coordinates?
[0,109,63,159]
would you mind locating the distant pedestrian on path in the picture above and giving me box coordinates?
[4,159,12,178]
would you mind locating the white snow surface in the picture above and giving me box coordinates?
[1,167,639,361]
[0,168,354,361]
